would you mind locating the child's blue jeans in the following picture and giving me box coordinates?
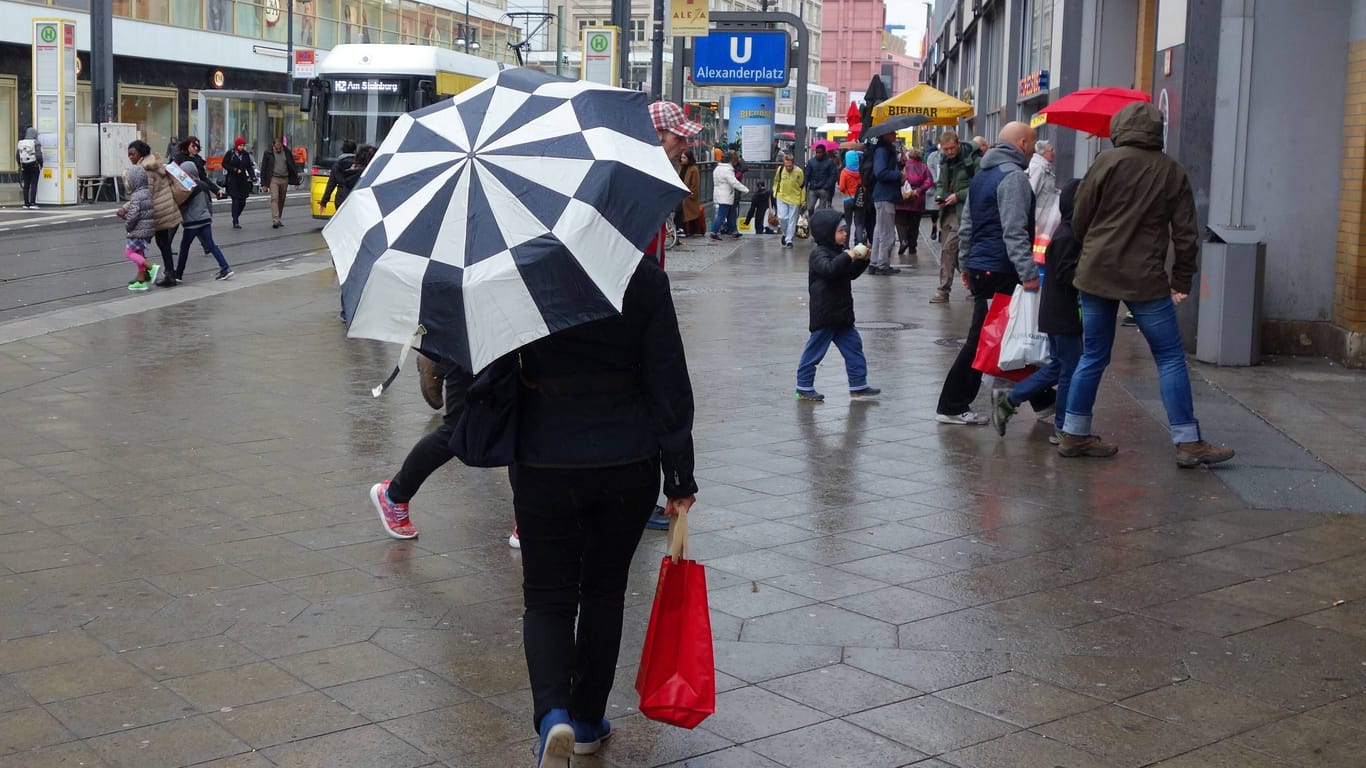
[796,326,869,392]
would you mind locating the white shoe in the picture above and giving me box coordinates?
[1036,405,1057,423]
[936,411,989,425]
[508,528,520,549]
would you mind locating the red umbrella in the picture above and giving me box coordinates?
[845,101,862,139]
[1037,87,1151,137]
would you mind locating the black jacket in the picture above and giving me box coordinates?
[1038,179,1083,336]
[807,209,868,331]
[261,149,301,186]
[515,259,697,498]
[803,153,837,192]
[321,153,355,207]
[222,148,256,198]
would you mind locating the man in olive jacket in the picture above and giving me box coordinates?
[1060,101,1234,467]
[930,132,979,303]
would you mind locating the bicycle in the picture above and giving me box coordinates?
[663,218,680,249]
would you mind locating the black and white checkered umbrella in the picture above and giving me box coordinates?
[324,68,688,379]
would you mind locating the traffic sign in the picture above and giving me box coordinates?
[692,31,789,87]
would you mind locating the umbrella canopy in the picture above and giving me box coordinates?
[870,84,974,126]
[864,114,930,140]
[323,68,689,375]
[1037,87,1152,137]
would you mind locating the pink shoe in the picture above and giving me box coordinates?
[370,481,418,539]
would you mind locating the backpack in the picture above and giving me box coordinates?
[16,139,37,166]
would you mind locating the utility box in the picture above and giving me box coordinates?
[98,123,139,178]
[1196,224,1264,366]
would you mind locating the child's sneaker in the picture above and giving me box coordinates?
[369,481,418,539]
[215,269,234,281]
[128,281,150,292]
[573,717,613,755]
[849,387,881,398]
[991,390,1016,436]
[794,389,825,402]
[509,524,520,549]
[147,264,160,285]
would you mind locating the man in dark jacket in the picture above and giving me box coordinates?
[221,137,256,229]
[935,122,1041,425]
[803,145,837,212]
[931,131,979,303]
[794,209,880,401]
[261,137,301,228]
[319,139,357,212]
[992,179,1083,441]
[868,133,905,274]
[1061,102,1233,467]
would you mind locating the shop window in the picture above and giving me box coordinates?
[206,0,229,31]
[235,0,261,38]
[313,0,337,48]
[52,0,92,11]
[173,0,204,28]
[263,0,287,42]
[118,85,178,158]
[140,0,170,23]
[295,0,316,46]
[381,3,398,43]
[0,76,15,173]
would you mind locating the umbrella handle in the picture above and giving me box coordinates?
[371,326,427,398]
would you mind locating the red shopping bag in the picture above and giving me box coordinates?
[635,511,715,729]
[971,291,1037,382]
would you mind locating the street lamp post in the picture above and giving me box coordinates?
[456,0,480,54]
[286,0,294,94]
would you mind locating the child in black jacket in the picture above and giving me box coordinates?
[743,181,774,234]
[795,209,881,401]
[991,179,1083,441]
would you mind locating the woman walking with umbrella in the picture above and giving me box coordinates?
[323,76,700,767]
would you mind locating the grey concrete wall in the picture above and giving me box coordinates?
[1241,0,1349,321]
[1353,0,1366,39]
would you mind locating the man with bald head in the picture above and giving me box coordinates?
[936,121,1047,425]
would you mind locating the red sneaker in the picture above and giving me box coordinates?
[369,481,418,539]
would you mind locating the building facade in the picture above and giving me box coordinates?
[923,0,1366,367]
[818,0,884,117]
[0,0,520,179]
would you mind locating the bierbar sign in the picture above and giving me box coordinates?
[886,105,940,119]
[1018,69,1049,100]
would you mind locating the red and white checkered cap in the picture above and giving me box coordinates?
[649,101,703,138]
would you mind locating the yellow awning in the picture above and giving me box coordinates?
[871,84,975,127]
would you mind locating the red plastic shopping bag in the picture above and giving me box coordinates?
[635,511,715,729]
[972,290,1037,382]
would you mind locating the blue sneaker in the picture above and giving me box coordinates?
[536,709,573,768]
[573,717,612,755]
[645,505,670,531]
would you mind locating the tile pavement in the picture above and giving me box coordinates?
[0,228,1365,766]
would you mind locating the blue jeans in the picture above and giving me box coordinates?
[1010,333,1081,431]
[176,224,231,278]
[796,326,868,391]
[710,203,739,234]
[1064,292,1200,443]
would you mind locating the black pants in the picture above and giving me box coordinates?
[20,165,40,206]
[862,202,877,246]
[154,227,178,275]
[513,459,660,730]
[388,361,469,503]
[230,194,248,225]
[927,210,940,229]
[895,210,923,254]
[937,268,1050,416]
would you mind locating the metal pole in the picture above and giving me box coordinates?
[651,0,664,100]
[90,0,114,122]
[286,0,294,94]
[611,0,630,88]
[465,0,470,51]
[556,5,564,77]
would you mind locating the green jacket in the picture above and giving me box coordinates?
[933,146,979,212]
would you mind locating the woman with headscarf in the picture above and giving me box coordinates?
[894,147,935,265]
[221,137,257,229]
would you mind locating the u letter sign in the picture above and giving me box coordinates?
[691,31,790,87]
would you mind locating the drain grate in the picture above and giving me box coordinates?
[935,337,965,347]
[856,321,920,331]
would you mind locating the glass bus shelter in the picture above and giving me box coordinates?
[191,90,311,183]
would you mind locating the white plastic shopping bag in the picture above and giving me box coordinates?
[998,285,1050,370]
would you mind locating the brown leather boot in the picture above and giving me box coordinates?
[1176,441,1235,468]
[1057,433,1119,458]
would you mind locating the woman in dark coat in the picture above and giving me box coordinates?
[513,256,697,766]
[221,137,256,229]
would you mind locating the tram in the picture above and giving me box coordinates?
[301,44,504,219]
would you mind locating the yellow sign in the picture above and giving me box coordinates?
[670,0,708,38]
[1030,113,1047,129]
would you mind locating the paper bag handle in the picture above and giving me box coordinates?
[666,510,689,562]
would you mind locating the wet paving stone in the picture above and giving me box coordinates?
[4,234,1366,766]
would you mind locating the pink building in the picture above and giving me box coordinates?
[880,49,923,95]
[820,0,888,118]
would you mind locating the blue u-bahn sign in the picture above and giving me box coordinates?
[692,31,790,87]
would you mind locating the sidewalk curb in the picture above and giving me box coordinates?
[0,253,333,346]
[0,192,314,235]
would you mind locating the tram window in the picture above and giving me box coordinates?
[322,89,405,160]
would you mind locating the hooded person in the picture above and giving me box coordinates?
[803,144,837,212]
[126,140,185,286]
[1059,102,1233,467]
[118,165,159,290]
[16,127,42,209]
[838,150,865,243]
[793,209,880,402]
[174,160,234,281]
